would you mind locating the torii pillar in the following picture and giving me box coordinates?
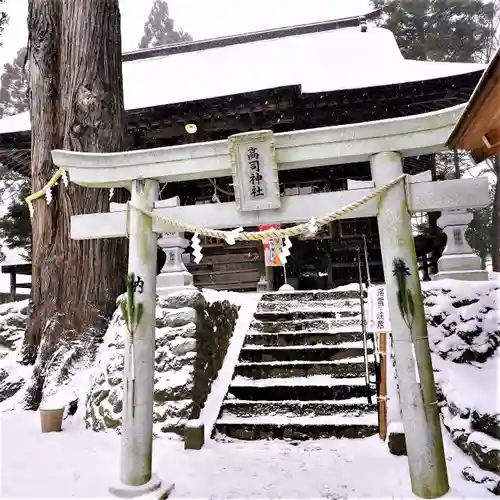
[110,179,173,498]
[371,151,449,499]
[73,177,172,498]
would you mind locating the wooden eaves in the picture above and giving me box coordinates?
[447,47,500,163]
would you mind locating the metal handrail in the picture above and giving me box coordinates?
[361,234,372,288]
[356,246,372,404]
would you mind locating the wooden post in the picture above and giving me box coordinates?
[378,331,388,441]
[265,265,274,291]
[421,254,430,281]
[256,242,268,291]
[9,272,16,302]
[327,253,334,289]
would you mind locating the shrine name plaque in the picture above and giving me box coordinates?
[228,130,281,212]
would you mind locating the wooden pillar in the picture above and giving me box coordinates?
[378,331,388,441]
[9,272,16,302]
[428,212,440,275]
[327,253,334,289]
[266,266,274,291]
[257,242,271,291]
[421,255,430,281]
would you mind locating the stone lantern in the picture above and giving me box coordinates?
[433,209,488,281]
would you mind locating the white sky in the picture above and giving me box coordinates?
[0,0,373,68]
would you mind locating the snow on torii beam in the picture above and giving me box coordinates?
[52,103,466,189]
[70,177,489,240]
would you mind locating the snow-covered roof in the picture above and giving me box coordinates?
[0,25,484,135]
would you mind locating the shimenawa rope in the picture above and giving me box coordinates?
[25,168,407,243]
[128,173,408,242]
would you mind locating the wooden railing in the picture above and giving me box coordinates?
[1,263,31,301]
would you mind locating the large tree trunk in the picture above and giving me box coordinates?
[492,157,500,272]
[25,0,63,365]
[24,0,127,408]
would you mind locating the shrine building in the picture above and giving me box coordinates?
[0,12,486,293]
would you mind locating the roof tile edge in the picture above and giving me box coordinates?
[122,10,382,62]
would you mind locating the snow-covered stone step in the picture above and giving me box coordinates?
[250,317,362,334]
[218,413,378,426]
[214,288,378,442]
[214,413,378,440]
[248,323,365,335]
[261,289,363,303]
[232,375,367,387]
[228,375,373,401]
[239,343,373,363]
[256,298,361,314]
[242,341,367,349]
[253,309,360,322]
[245,330,368,347]
[220,397,376,417]
[234,358,375,379]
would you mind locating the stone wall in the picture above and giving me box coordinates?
[386,281,500,466]
[439,387,500,494]
[425,281,500,495]
[85,289,239,436]
[192,299,239,419]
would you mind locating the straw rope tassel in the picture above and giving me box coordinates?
[26,168,66,204]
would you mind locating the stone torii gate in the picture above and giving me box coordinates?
[52,103,489,499]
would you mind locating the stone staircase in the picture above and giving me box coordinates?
[214,288,379,440]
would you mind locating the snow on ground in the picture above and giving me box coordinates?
[433,354,499,417]
[0,408,492,499]
[0,284,497,498]
[242,341,365,350]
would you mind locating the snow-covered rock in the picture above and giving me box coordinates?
[472,410,500,440]
[0,299,100,411]
[0,300,29,403]
[423,280,500,494]
[467,432,500,473]
[462,464,500,495]
[85,289,239,436]
[423,280,500,363]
